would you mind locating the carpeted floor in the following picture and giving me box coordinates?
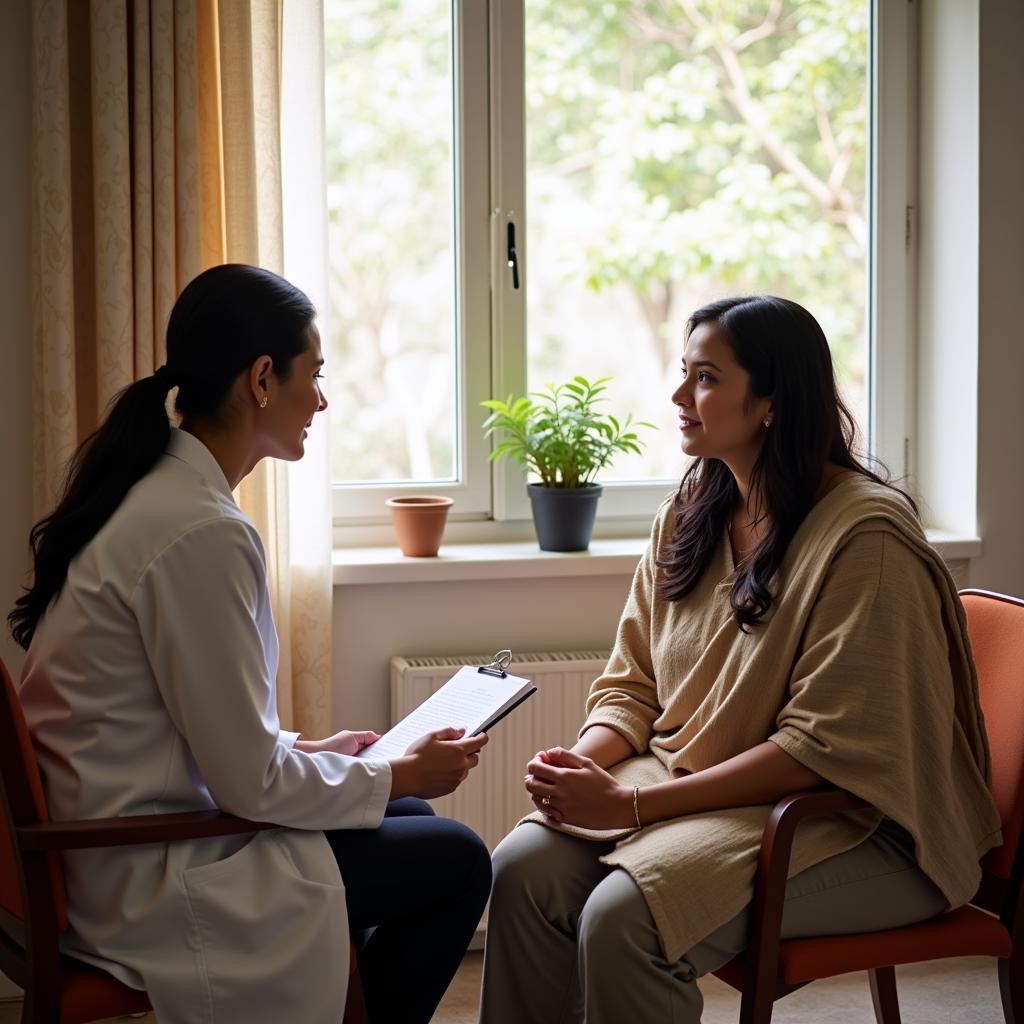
[432,952,1006,1023]
[0,953,1004,1022]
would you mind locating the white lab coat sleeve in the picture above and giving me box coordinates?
[130,516,391,829]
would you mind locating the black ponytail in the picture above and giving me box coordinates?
[9,375,174,649]
[9,264,315,650]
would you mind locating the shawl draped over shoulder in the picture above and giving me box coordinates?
[522,475,1001,961]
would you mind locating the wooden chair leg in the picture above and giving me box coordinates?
[22,989,60,1024]
[342,956,368,1024]
[21,956,61,1024]
[738,979,777,1024]
[998,952,1022,1024]
[869,966,902,1024]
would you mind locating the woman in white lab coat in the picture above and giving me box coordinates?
[9,264,490,1024]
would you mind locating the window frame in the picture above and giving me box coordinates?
[869,0,918,484]
[328,1,493,524]
[330,0,918,535]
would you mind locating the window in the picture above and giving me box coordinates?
[324,0,915,530]
[324,2,457,487]
[324,0,491,522]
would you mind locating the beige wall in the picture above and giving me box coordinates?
[974,0,1024,594]
[331,573,633,731]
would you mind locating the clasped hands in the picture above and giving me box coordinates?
[523,747,636,830]
[297,730,638,828]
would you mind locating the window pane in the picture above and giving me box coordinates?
[525,0,869,482]
[324,0,456,485]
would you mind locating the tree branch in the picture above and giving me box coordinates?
[815,96,840,166]
[630,8,691,47]
[614,1,867,249]
[734,0,783,52]
[708,23,867,248]
[675,0,711,34]
[546,148,602,178]
[633,282,676,379]
[828,147,852,194]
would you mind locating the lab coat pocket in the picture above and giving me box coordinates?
[180,830,349,1024]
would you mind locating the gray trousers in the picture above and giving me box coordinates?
[479,819,947,1024]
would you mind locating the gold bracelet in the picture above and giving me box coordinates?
[632,785,642,829]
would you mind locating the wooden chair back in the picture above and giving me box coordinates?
[0,654,66,929]
[961,591,1024,882]
[718,589,1024,1024]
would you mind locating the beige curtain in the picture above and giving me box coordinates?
[30,0,333,736]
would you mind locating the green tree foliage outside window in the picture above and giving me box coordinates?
[325,0,868,485]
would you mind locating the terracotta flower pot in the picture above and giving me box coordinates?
[385,496,454,557]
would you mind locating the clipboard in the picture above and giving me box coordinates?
[355,651,537,760]
[470,650,537,735]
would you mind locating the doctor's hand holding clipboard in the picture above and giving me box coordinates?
[352,653,537,797]
[299,725,488,799]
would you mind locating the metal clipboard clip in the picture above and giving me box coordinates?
[478,649,513,678]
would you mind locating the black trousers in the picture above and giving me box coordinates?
[326,798,491,1024]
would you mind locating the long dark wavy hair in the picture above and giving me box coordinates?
[656,295,915,631]
[8,264,316,650]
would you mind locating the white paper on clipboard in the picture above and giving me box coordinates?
[356,664,535,761]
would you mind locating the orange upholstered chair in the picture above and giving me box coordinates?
[0,655,367,1024]
[712,588,1024,1024]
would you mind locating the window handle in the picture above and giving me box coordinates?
[506,221,520,290]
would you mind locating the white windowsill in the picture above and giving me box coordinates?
[332,537,648,585]
[332,531,981,586]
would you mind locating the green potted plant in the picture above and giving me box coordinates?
[481,376,655,551]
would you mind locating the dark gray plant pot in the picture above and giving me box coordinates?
[527,483,603,552]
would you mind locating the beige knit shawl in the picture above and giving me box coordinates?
[525,476,1002,961]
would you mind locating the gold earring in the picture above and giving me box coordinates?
[763,418,771,427]
[259,395,268,409]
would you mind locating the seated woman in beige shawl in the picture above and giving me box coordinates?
[479,296,1001,1024]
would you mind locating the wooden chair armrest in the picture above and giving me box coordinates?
[17,810,278,851]
[759,788,873,882]
[739,788,874,1016]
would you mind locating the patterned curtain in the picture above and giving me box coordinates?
[30,0,333,736]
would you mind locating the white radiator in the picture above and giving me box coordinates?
[388,652,611,852]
